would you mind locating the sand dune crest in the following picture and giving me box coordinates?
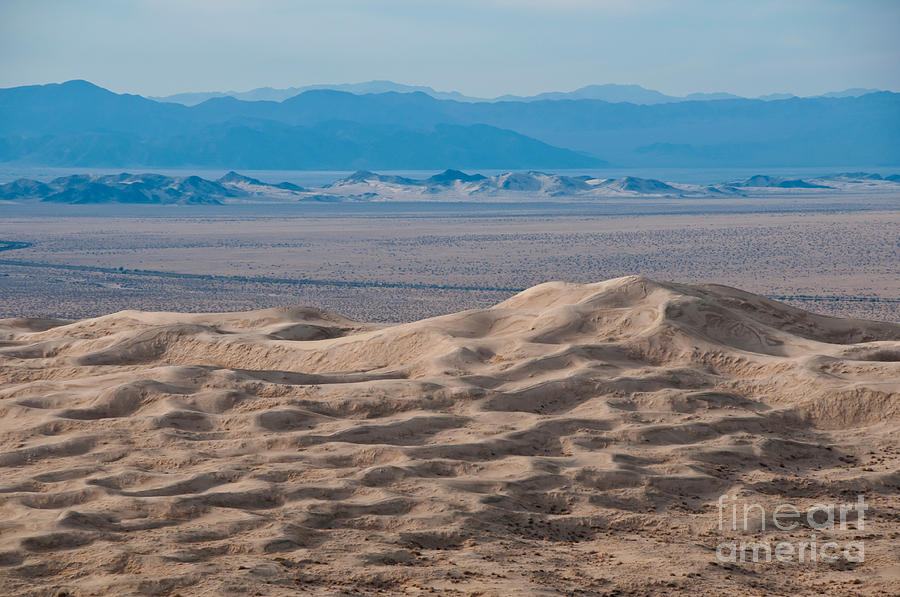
[1,276,898,595]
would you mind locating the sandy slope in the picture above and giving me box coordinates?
[0,276,898,596]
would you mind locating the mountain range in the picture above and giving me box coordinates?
[1,80,898,169]
[4,169,898,204]
[150,81,887,106]
[151,80,481,106]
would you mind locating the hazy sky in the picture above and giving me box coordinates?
[2,0,898,97]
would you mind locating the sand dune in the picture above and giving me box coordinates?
[1,276,898,595]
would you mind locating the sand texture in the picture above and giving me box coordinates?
[1,276,899,596]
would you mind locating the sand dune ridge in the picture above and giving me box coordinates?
[1,276,898,595]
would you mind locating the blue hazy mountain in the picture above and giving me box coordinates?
[494,84,748,103]
[1,80,898,168]
[819,88,883,98]
[152,81,890,106]
[153,82,681,105]
[683,91,744,101]
[151,80,482,106]
[494,84,676,104]
[757,92,797,101]
[0,123,602,170]
[0,82,602,169]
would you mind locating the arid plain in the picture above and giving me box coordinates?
[1,205,898,323]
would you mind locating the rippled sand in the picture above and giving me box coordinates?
[1,276,898,595]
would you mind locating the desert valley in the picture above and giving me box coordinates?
[2,3,899,592]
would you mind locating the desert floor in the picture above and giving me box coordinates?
[0,206,898,323]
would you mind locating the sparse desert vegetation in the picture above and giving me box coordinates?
[0,204,897,322]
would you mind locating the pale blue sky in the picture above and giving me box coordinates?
[1,0,898,97]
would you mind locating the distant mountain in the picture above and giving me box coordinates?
[0,171,321,204]
[818,88,883,98]
[155,82,689,105]
[0,80,191,137]
[328,170,420,186]
[151,81,891,106]
[757,93,797,101]
[604,176,679,193]
[217,170,266,185]
[0,122,603,170]
[495,84,677,104]
[0,170,698,202]
[498,85,743,104]
[0,173,241,204]
[0,82,603,169]
[152,80,483,106]
[685,92,744,101]
[321,169,893,200]
[152,90,231,106]
[425,169,487,185]
[735,175,832,189]
[216,171,306,191]
[1,80,898,169]
[313,169,900,200]
[4,169,899,204]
